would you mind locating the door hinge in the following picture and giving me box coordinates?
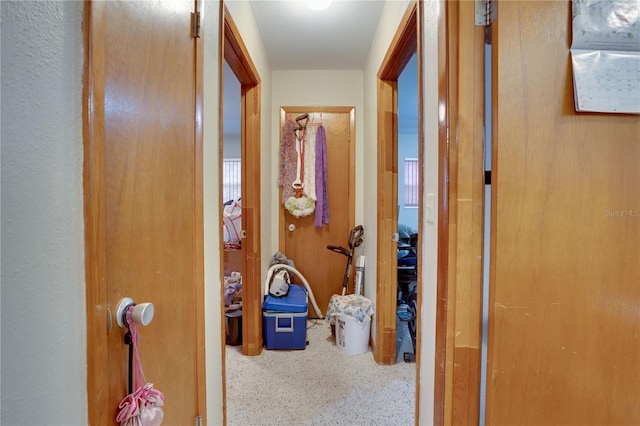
[195,415,202,426]
[475,0,496,26]
[191,12,201,39]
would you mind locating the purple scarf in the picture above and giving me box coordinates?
[315,125,329,227]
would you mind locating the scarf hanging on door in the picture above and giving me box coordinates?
[285,122,316,218]
[303,125,317,201]
[314,124,329,228]
[278,119,297,203]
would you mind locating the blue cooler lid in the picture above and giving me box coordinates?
[263,284,307,313]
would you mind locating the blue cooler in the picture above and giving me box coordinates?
[263,284,308,350]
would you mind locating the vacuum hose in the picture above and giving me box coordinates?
[264,264,323,318]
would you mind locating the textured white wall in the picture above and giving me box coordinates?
[361,0,411,341]
[201,1,224,424]
[1,1,87,425]
[208,2,273,424]
[224,0,274,288]
[417,2,443,422]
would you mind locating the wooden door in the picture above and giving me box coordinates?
[279,107,355,316]
[487,2,640,424]
[84,1,205,424]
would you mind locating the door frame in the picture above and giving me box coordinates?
[220,4,262,361]
[441,1,486,424]
[375,1,420,365]
[376,0,452,424]
[82,1,207,423]
[83,2,110,422]
[277,106,357,309]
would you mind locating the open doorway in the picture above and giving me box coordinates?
[374,5,421,425]
[219,6,262,361]
[222,60,244,345]
[396,53,419,364]
[375,1,420,368]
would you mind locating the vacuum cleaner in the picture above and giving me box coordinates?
[327,225,364,296]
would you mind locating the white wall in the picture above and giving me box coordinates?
[361,0,412,344]
[1,1,87,424]
[202,1,224,424]
[418,1,444,423]
[204,0,273,423]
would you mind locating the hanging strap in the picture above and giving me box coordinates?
[117,307,165,425]
[292,127,305,195]
[130,306,146,389]
[124,305,146,393]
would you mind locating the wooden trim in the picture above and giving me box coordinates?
[375,0,417,367]
[441,1,485,425]
[220,4,263,360]
[414,2,424,423]
[83,1,110,424]
[241,83,262,356]
[433,0,451,425]
[378,1,418,80]
[375,76,399,365]
[486,13,499,423]
[223,6,260,86]
[442,5,457,424]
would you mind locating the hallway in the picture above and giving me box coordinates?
[226,319,415,425]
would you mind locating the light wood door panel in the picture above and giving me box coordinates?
[279,107,355,316]
[86,1,204,423]
[488,2,640,424]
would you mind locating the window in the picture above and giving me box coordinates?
[404,158,418,207]
[223,158,241,202]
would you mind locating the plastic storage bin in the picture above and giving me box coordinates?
[336,314,371,355]
[263,284,308,350]
[225,309,242,346]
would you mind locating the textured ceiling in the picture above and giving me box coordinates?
[250,0,386,70]
[224,1,418,135]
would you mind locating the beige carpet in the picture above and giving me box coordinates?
[226,318,415,426]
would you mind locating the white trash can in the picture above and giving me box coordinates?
[336,314,371,355]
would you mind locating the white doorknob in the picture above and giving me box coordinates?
[288,224,296,231]
[115,297,155,328]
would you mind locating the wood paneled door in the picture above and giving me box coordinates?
[278,107,356,316]
[83,1,206,424]
[486,1,640,424]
